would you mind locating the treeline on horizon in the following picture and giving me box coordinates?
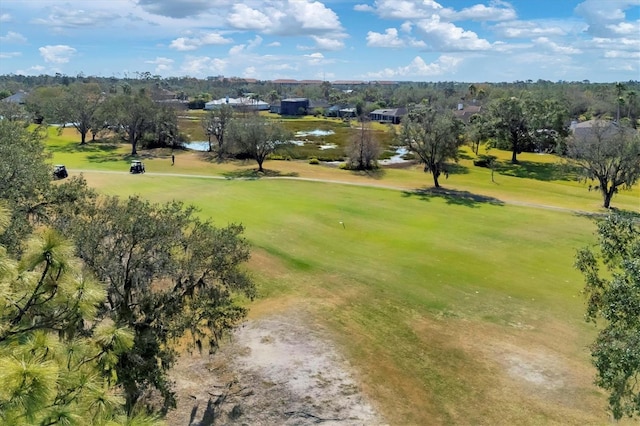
[1,73,638,125]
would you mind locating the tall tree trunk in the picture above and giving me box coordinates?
[511,147,518,164]
[80,131,86,145]
[433,171,440,188]
[602,187,614,209]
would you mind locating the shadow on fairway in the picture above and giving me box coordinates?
[348,168,386,180]
[222,168,299,180]
[494,160,576,182]
[402,187,505,208]
[48,141,121,154]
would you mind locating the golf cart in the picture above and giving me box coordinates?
[53,164,68,180]
[130,160,145,174]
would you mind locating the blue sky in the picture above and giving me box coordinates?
[0,0,638,82]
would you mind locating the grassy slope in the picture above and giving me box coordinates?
[48,126,639,425]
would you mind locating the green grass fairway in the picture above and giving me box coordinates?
[48,126,639,425]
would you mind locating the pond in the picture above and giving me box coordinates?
[379,147,410,165]
[295,129,335,138]
[182,141,210,151]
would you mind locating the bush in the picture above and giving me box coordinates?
[309,157,320,165]
[473,155,497,168]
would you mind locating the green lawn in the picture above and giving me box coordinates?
[47,125,639,425]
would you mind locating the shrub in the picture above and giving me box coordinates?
[309,157,320,165]
[473,154,497,168]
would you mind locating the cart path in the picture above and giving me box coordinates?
[76,169,602,216]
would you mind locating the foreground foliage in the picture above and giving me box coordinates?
[576,212,640,420]
[63,196,255,413]
[0,206,163,425]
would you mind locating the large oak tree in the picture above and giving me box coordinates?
[398,106,463,188]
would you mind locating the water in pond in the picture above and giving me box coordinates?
[295,129,335,138]
[183,141,210,151]
[379,147,410,165]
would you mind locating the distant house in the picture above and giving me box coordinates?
[369,107,406,124]
[280,98,309,116]
[204,96,269,111]
[1,90,28,104]
[570,119,635,140]
[325,105,356,118]
[269,101,281,114]
[453,103,482,124]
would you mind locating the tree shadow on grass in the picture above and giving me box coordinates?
[494,159,575,182]
[402,186,505,208]
[348,168,386,180]
[222,168,299,180]
[49,141,121,154]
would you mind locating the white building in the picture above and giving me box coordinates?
[204,96,270,111]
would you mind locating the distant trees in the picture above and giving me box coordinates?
[487,95,568,163]
[58,83,105,144]
[202,104,234,156]
[346,117,380,170]
[100,92,156,155]
[398,106,463,187]
[228,114,291,172]
[575,212,640,420]
[567,120,640,208]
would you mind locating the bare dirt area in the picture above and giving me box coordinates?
[165,308,385,426]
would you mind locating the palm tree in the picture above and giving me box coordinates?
[615,82,625,121]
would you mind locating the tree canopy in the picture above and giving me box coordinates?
[567,120,640,208]
[576,212,640,420]
[398,106,463,188]
[0,206,163,426]
[62,196,255,413]
[228,114,292,172]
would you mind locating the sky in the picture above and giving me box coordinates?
[0,0,638,83]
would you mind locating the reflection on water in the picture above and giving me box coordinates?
[183,141,210,151]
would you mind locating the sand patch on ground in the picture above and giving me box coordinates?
[166,309,384,425]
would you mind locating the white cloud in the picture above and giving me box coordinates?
[310,36,344,51]
[0,31,27,44]
[145,56,174,73]
[180,55,227,76]
[137,0,229,18]
[32,6,120,29]
[39,45,77,63]
[364,0,443,20]
[606,20,640,36]
[228,35,263,56]
[304,52,326,65]
[367,28,405,48]
[226,1,344,36]
[574,0,638,37]
[415,15,491,51]
[0,52,22,59]
[443,2,516,22]
[243,66,257,78]
[226,4,272,31]
[353,4,373,12]
[604,50,640,59]
[0,13,11,22]
[169,32,233,51]
[492,21,569,38]
[267,41,281,47]
[16,65,46,75]
[366,54,462,79]
[533,37,581,54]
